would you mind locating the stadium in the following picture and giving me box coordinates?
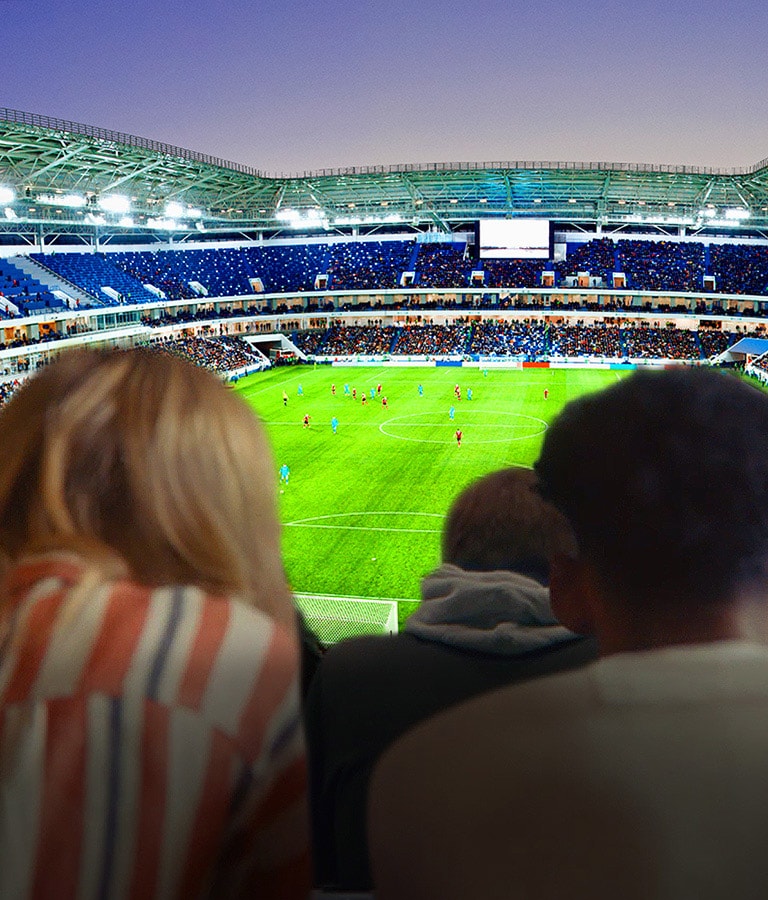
[6,83,768,895]
[1,106,768,639]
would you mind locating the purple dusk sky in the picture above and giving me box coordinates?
[2,0,767,175]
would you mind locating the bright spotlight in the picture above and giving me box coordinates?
[0,186,15,205]
[99,195,131,214]
[164,201,184,218]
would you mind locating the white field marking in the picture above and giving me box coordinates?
[285,511,443,534]
[378,411,548,445]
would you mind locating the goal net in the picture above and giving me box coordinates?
[294,593,399,645]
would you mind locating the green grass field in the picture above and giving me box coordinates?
[235,365,624,630]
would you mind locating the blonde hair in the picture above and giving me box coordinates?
[0,348,293,624]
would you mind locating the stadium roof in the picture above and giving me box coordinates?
[1,107,768,240]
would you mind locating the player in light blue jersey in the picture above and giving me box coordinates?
[331,416,338,434]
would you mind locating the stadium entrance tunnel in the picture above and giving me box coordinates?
[378,411,548,444]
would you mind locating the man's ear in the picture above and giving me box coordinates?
[549,554,599,636]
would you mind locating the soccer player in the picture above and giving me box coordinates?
[377,383,382,394]
[418,384,424,396]
[449,406,455,420]
[279,462,290,483]
[352,388,357,399]
[344,383,350,395]
[298,384,304,396]
[543,388,549,400]
[283,390,288,406]
[382,396,388,409]
[303,414,311,428]
[331,416,339,434]
[332,384,336,395]
[467,388,473,401]
[362,394,367,406]
[455,429,462,447]
[370,388,376,399]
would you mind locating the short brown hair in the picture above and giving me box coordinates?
[442,467,576,583]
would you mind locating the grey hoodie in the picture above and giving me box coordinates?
[405,562,580,656]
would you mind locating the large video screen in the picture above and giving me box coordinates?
[478,218,552,259]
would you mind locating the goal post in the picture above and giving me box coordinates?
[293,593,399,646]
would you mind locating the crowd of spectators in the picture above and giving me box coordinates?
[710,244,768,295]
[294,324,399,356]
[549,324,623,357]
[617,240,705,292]
[150,335,264,372]
[554,237,616,283]
[389,324,470,355]
[467,320,547,357]
[20,237,768,308]
[414,244,471,288]
[293,321,737,360]
[327,241,412,290]
[482,258,547,288]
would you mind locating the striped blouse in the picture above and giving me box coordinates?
[0,556,310,899]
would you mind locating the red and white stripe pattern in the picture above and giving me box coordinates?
[0,556,309,899]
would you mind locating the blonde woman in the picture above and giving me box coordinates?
[0,349,309,899]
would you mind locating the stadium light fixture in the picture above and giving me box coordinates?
[118,216,134,228]
[0,186,15,205]
[147,217,179,230]
[186,206,202,218]
[98,195,131,214]
[84,213,106,225]
[276,208,300,222]
[38,193,86,208]
[533,198,542,204]
[725,208,750,220]
[4,208,16,220]
[165,201,184,219]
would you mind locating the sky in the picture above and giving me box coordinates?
[2,0,767,176]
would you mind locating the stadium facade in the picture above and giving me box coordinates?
[1,107,768,383]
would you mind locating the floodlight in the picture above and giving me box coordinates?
[164,201,184,219]
[84,213,106,225]
[0,186,15,204]
[276,208,299,222]
[186,207,202,218]
[725,208,750,220]
[148,217,179,230]
[99,195,131,214]
[39,193,86,208]
[4,208,16,220]
[118,217,134,227]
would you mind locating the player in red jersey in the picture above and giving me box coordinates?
[382,396,388,408]
[331,383,336,395]
[303,414,311,428]
[377,383,382,394]
[544,388,549,400]
[361,393,367,406]
[455,428,463,447]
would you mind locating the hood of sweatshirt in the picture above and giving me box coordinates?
[404,562,581,656]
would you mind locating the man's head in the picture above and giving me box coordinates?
[535,367,768,624]
[442,466,576,584]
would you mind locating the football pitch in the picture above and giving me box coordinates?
[235,365,624,629]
